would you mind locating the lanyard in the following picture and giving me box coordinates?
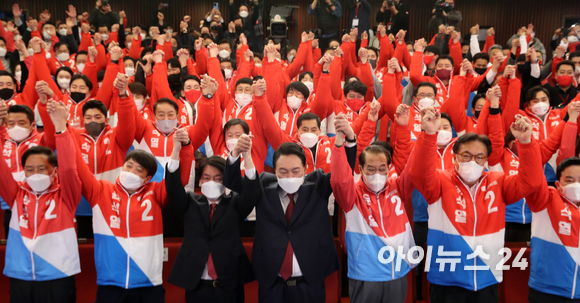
[356,5,359,18]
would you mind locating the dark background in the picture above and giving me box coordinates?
[2,0,580,57]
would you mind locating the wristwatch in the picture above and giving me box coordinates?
[204,93,213,99]
[345,135,357,143]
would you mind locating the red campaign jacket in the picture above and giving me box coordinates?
[409,49,463,106]
[0,129,82,281]
[1,128,47,180]
[151,62,194,126]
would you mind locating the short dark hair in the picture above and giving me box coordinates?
[76,50,88,59]
[128,82,148,97]
[343,80,367,97]
[123,56,136,65]
[366,46,380,57]
[286,81,310,100]
[235,77,253,89]
[299,71,313,82]
[273,142,306,169]
[359,145,392,168]
[453,133,492,157]
[182,75,200,90]
[167,57,180,69]
[557,157,580,181]
[97,70,105,82]
[472,93,486,109]
[124,150,157,177]
[440,112,453,127]
[199,155,226,177]
[82,100,108,117]
[504,129,515,148]
[53,41,69,52]
[297,113,321,129]
[569,51,580,61]
[70,74,93,91]
[435,54,454,67]
[8,104,34,124]
[153,98,179,114]
[217,39,230,46]
[140,47,154,59]
[424,45,441,56]
[414,82,437,97]
[556,60,575,73]
[223,118,249,137]
[472,52,490,63]
[370,141,393,158]
[0,70,17,85]
[525,85,550,103]
[22,146,58,168]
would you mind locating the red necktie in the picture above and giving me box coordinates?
[207,203,218,280]
[279,194,295,280]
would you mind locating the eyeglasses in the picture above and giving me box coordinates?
[457,152,487,163]
[417,93,435,99]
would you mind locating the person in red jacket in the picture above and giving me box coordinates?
[409,108,544,302]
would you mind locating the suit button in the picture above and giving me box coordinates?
[288,231,291,235]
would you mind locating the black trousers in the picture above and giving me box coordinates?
[529,288,580,303]
[76,215,94,239]
[413,221,428,300]
[95,285,165,303]
[4,209,11,239]
[259,277,325,303]
[185,281,245,303]
[504,222,531,243]
[429,283,498,303]
[10,276,76,303]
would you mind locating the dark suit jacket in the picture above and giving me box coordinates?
[164,163,260,291]
[224,145,356,288]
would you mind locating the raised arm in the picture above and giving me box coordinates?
[253,83,292,150]
[409,39,431,87]
[112,73,137,152]
[0,101,19,208]
[186,75,216,150]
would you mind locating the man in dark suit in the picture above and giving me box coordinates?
[165,131,260,303]
[225,80,357,303]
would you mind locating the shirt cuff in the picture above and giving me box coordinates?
[531,63,540,78]
[167,159,180,173]
[15,18,23,27]
[485,70,497,84]
[245,167,257,180]
[345,142,357,148]
[228,154,240,165]
[489,108,501,115]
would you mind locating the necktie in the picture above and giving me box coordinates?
[279,194,295,280]
[207,203,218,280]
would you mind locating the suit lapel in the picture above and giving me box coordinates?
[266,183,288,226]
[196,197,210,228]
[211,198,230,229]
[289,181,314,226]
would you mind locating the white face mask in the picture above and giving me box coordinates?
[277,176,304,194]
[26,173,54,193]
[59,29,68,36]
[14,35,23,41]
[303,81,314,94]
[531,102,549,116]
[226,138,239,152]
[569,36,579,44]
[201,181,226,200]
[223,68,233,79]
[15,71,22,82]
[134,98,145,111]
[235,93,253,108]
[140,33,146,40]
[287,55,295,63]
[417,97,435,110]
[239,11,249,18]
[456,160,485,183]
[43,30,52,40]
[101,34,110,41]
[125,67,135,77]
[119,171,145,191]
[167,29,174,34]
[575,66,580,76]
[286,95,303,110]
[156,119,178,134]
[437,130,453,146]
[255,63,262,68]
[57,78,71,90]
[76,63,85,73]
[8,125,32,142]
[45,52,51,59]
[363,173,388,193]
[219,49,231,59]
[299,132,319,148]
[562,183,580,203]
[127,42,132,50]
[0,48,7,57]
[28,48,34,56]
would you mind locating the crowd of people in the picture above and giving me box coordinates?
[1,0,580,302]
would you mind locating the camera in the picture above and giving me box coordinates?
[387,0,394,7]
[434,0,452,16]
[268,15,287,39]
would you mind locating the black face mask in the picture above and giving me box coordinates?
[474,67,487,75]
[70,92,87,103]
[168,74,181,85]
[474,110,481,119]
[368,59,377,69]
[85,121,106,138]
[235,26,243,33]
[210,25,218,31]
[0,88,14,100]
[517,64,526,75]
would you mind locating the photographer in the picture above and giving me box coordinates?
[346,0,371,39]
[428,0,461,32]
[309,0,343,51]
[376,0,410,35]
[89,0,120,30]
